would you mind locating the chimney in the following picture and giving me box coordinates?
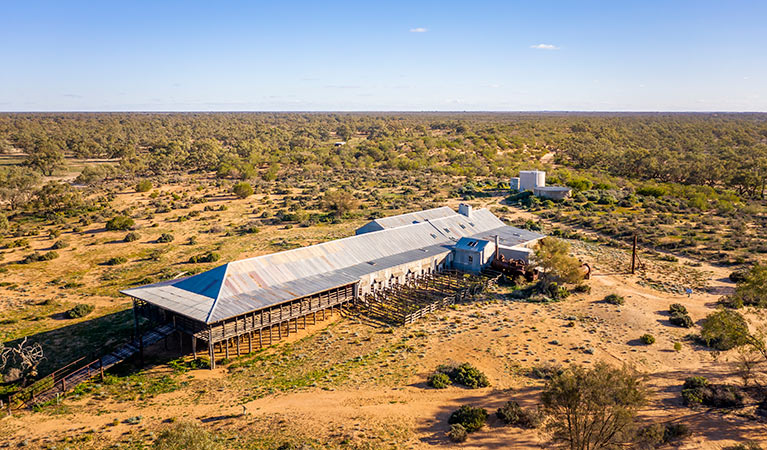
[458,203,472,218]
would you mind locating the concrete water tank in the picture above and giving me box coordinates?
[519,170,545,191]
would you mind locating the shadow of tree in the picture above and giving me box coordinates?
[5,308,137,377]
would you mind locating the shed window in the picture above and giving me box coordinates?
[468,255,473,263]
[467,240,477,248]
[459,224,466,229]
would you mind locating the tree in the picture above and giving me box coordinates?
[700,309,765,358]
[24,140,64,176]
[32,182,85,215]
[542,363,647,450]
[323,189,359,217]
[106,215,135,231]
[728,263,767,308]
[0,166,41,210]
[136,179,153,192]
[232,182,253,199]
[534,237,584,289]
[0,337,45,384]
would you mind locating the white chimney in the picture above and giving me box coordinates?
[458,203,472,217]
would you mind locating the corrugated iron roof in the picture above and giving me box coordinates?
[356,206,456,234]
[121,207,542,324]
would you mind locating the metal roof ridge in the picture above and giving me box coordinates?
[204,262,231,323]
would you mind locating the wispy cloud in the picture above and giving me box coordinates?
[409,27,428,33]
[530,43,559,50]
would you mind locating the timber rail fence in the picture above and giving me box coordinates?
[3,323,174,412]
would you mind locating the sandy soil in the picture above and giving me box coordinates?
[2,252,765,449]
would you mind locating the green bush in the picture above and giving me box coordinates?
[448,405,488,433]
[446,424,467,443]
[640,334,655,345]
[496,401,540,428]
[669,312,694,328]
[21,251,59,264]
[106,215,135,231]
[681,376,744,408]
[638,422,691,448]
[157,233,174,243]
[232,182,253,199]
[669,303,687,315]
[427,372,451,389]
[124,231,140,242]
[188,252,221,264]
[445,363,490,389]
[136,180,153,192]
[700,309,750,350]
[51,240,68,249]
[66,303,95,319]
[604,293,624,305]
[104,256,127,265]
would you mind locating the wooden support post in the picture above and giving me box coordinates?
[99,358,104,381]
[269,325,273,345]
[258,328,263,348]
[248,332,253,353]
[208,329,216,370]
[631,235,637,274]
[225,338,230,359]
[236,335,241,357]
[178,330,183,356]
[278,321,282,339]
[192,337,197,359]
[132,299,144,367]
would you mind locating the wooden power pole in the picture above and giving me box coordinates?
[631,235,637,274]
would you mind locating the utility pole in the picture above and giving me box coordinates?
[631,235,637,274]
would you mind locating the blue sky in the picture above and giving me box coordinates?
[1,1,766,111]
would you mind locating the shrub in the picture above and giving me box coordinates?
[104,256,127,265]
[723,443,763,450]
[153,421,223,450]
[66,303,95,319]
[188,252,221,264]
[669,312,694,328]
[604,293,624,305]
[700,309,750,350]
[21,251,59,264]
[124,231,140,242]
[106,215,135,231]
[674,342,683,352]
[232,182,253,199]
[681,376,744,408]
[136,180,153,192]
[729,270,748,283]
[640,334,655,345]
[427,372,451,389]
[669,303,687,315]
[448,363,490,389]
[51,240,68,249]
[638,422,691,448]
[496,401,540,428]
[157,233,174,243]
[448,405,488,433]
[446,424,468,443]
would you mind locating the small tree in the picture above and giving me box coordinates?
[700,309,766,358]
[232,182,253,199]
[136,179,153,192]
[541,362,647,450]
[534,237,584,290]
[106,215,135,231]
[728,263,767,308]
[322,189,359,217]
[24,140,64,176]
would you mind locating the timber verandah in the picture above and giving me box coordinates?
[131,283,356,369]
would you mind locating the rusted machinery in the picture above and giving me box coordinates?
[490,255,537,281]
